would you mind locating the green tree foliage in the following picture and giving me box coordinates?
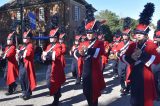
[96,10,121,33]
[95,9,138,42]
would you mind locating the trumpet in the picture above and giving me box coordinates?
[15,45,27,65]
[2,46,12,59]
[42,44,56,61]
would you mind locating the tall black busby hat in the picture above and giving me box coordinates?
[134,3,155,35]
[113,29,122,42]
[51,14,59,29]
[155,20,160,38]
[76,24,86,35]
[122,17,132,35]
[85,4,95,23]
[59,26,66,39]
[23,16,31,31]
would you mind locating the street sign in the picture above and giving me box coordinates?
[28,12,36,30]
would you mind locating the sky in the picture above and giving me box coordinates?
[0,0,160,25]
[87,0,160,25]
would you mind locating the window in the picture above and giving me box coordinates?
[17,11,21,20]
[39,7,45,22]
[73,6,80,21]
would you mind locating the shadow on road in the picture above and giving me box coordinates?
[34,84,47,91]
[102,69,120,95]
[60,93,86,105]
[0,96,19,102]
[106,95,131,106]
[31,91,50,99]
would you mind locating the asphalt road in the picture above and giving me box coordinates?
[0,57,159,106]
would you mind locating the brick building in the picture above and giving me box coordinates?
[0,0,96,46]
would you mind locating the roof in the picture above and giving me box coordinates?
[74,0,97,11]
[0,0,96,12]
[0,0,54,11]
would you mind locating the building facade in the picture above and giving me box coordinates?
[0,0,95,47]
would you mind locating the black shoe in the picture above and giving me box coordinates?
[120,88,126,95]
[72,72,77,78]
[23,95,30,100]
[75,80,81,85]
[13,84,17,93]
[123,90,130,95]
[5,92,13,96]
[19,94,25,98]
[30,92,32,96]
[51,99,59,106]
[75,77,81,85]
[51,94,61,106]
[120,88,130,96]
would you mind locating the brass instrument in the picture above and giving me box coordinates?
[0,44,3,58]
[105,46,110,54]
[16,45,26,64]
[131,48,142,61]
[108,53,117,60]
[2,46,12,59]
[131,41,146,61]
[42,44,56,61]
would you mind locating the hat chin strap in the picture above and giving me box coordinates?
[89,37,96,42]
[137,38,147,44]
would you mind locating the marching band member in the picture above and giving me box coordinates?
[42,14,66,105]
[117,17,133,95]
[97,30,109,72]
[81,35,87,42]
[0,32,18,95]
[18,28,37,100]
[109,30,122,78]
[122,3,160,106]
[59,27,67,71]
[153,20,160,101]
[75,4,105,106]
[70,35,82,84]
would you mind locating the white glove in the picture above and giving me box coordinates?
[42,51,47,60]
[23,50,27,58]
[42,51,47,56]
[156,47,160,54]
[52,51,56,61]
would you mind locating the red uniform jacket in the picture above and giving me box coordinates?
[60,43,66,69]
[114,41,125,56]
[110,42,120,54]
[5,45,19,85]
[101,41,109,70]
[119,41,133,83]
[76,42,83,77]
[45,43,66,95]
[122,40,160,106]
[23,43,37,91]
[77,40,106,102]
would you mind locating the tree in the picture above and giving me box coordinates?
[95,9,138,42]
[96,10,121,33]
